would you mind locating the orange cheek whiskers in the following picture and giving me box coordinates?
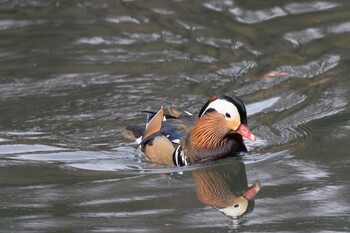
[190,113,228,150]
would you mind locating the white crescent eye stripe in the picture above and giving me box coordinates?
[202,99,240,123]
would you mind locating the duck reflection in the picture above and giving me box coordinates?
[192,159,260,218]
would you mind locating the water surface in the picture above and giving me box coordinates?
[0,0,350,232]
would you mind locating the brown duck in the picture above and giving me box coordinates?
[123,94,256,166]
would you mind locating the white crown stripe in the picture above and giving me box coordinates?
[202,99,241,125]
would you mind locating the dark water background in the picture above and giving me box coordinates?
[1,0,350,232]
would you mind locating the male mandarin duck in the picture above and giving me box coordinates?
[123,94,256,166]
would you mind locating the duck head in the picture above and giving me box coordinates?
[199,94,255,141]
[188,95,255,153]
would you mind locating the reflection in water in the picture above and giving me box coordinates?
[192,160,260,218]
[225,1,339,24]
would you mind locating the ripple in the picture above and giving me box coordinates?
[76,2,108,9]
[235,76,288,96]
[276,54,340,78]
[216,60,256,77]
[0,1,52,9]
[13,151,109,161]
[4,131,47,136]
[91,227,154,233]
[245,84,346,148]
[78,194,167,206]
[0,50,22,62]
[284,1,339,14]
[69,160,140,171]
[152,8,175,15]
[0,19,47,30]
[237,54,341,100]
[328,21,350,34]
[0,138,11,142]
[226,1,339,24]
[5,145,147,171]
[246,97,280,116]
[273,86,347,144]
[332,120,350,139]
[244,150,289,165]
[105,16,148,24]
[176,20,204,31]
[68,158,201,173]
[76,31,187,46]
[196,36,233,48]
[284,28,325,46]
[0,72,109,99]
[229,6,287,24]
[203,0,233,12]
[123,32,161,42]
[0,144,67,155]
[76,36,137,45]
[80,50,189,64]
[267,92,307,112]
[299,185,350,217]
[284,21,350,46]
[73,209,174,218]
[283,159,330,181]
[162,30,188,44]
[193,54,217,64]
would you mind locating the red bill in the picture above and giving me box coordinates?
[237,124,256,141]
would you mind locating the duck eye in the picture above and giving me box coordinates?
[233,204,239,208]
[225,113,231,118]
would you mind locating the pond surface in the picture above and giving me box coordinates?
[0,0,350,232]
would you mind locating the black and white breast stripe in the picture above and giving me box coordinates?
[172,145,188,167]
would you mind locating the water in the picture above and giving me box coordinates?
[0,0,350,232]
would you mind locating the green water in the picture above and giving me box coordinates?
[0,0,349,232]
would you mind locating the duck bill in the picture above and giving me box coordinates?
[243,181,261,200]
[236,124,256,141]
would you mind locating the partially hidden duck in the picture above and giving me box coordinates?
[123,94,256,166]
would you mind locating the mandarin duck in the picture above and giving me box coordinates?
[123,94,256,166]
[193,160,260,217]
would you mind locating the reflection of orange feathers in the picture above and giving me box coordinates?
[190,112,228,150]
[193,169,248,209]
[192,162,260,217]
[193,169,235,208]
